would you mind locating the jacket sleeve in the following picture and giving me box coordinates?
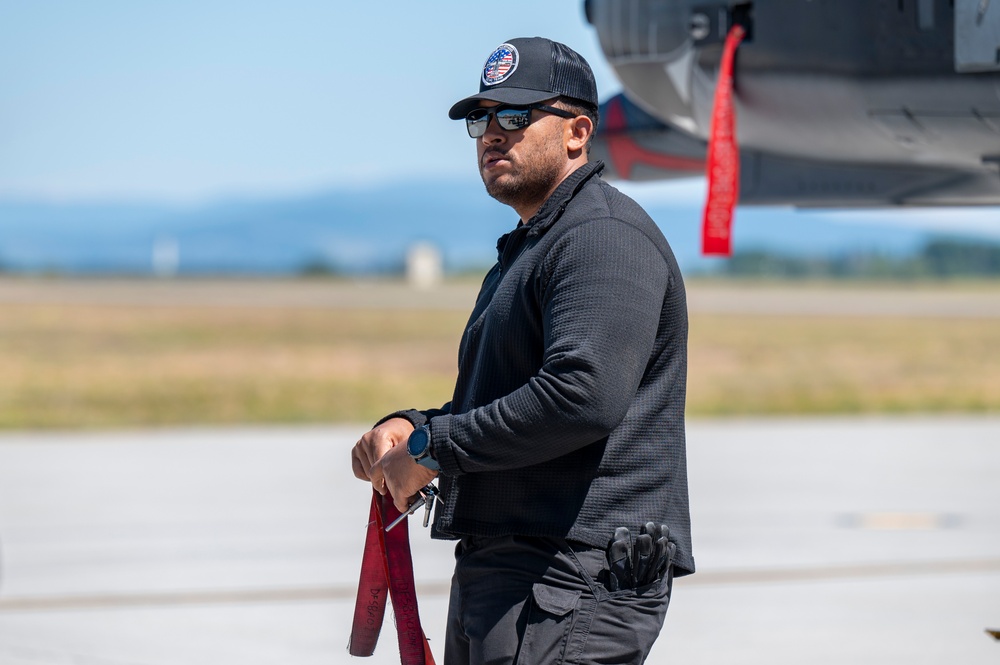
[429,219,671,475]
[375,403,452,429]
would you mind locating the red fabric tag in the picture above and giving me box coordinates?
[702,24,747,256]
[350,491,436,665]
[349,496,390,656]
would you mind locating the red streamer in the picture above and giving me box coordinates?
[350,491,436,664]
[702,24,746,257]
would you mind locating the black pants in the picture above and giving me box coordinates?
[444,535,673,665]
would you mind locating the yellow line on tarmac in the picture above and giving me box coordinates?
[2,558,999,612]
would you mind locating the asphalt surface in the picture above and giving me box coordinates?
[0,417,997,664]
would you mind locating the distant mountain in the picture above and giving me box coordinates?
[0,178,991,276]
[0,180,510,274]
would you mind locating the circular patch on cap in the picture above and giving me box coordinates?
[482,43,518,86]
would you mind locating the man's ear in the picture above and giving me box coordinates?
[565,114,594,153]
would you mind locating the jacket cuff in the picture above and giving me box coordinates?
[428,414,463,476]
[374,409,427,429]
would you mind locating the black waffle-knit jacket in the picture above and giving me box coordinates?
[385,160,694,576]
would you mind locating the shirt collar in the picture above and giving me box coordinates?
[524,160,605,237]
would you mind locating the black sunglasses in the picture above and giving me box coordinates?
[465,103,577,138]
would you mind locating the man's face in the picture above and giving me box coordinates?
[475,101,569,214]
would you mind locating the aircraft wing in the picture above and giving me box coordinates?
[588,0,1000,208]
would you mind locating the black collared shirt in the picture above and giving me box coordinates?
[388,161,693,576]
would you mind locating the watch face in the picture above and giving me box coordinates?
[407,427,430,458]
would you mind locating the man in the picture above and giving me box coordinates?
[352,37,693,665]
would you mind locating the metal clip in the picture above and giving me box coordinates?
[384,484,439,532]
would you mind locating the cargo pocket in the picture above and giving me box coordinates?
[516,583,583,665]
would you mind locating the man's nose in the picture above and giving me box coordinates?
[480,114,505,144]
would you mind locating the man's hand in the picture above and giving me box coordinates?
[352,418,414,485]
[352,418,440,512]
[373,443,439,513]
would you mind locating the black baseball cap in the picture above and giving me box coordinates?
[448,37,599,120]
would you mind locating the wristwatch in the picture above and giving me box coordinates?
[406,425,441,471]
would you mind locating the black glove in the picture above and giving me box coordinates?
[646,522,676,585]
[607,526,633,591]
[633,523,654,587]
[606,522,675,589]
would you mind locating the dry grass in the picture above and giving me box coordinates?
[0,281,998,429]
[688,314,1000,415]
[0,305,467,429]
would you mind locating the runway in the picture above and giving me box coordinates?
[0,417,997,664]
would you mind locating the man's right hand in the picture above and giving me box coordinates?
[351,417,415,487]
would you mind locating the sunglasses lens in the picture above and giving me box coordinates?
[466,109,489,138]
[465,106,536,137]
[496,108,531,131]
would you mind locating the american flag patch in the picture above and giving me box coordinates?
[482,44,518,86]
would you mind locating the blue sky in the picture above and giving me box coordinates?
[2,1,997,240]
[0,1,622,202]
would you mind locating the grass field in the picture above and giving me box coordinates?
[0,278,998,429]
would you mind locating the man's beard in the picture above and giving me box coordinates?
[481,149,564,214]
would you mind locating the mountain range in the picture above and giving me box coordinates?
[1,178,995,277]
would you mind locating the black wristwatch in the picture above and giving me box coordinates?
[406,424,441,471]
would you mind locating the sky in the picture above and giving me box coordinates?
[1,1,998,239]
[0,1,622,203]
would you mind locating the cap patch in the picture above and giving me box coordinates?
[482,43,518,86]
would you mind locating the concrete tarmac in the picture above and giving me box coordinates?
[0,418,997,664]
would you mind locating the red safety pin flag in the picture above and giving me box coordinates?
[350,490,436,665]
[702,24,747,256]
